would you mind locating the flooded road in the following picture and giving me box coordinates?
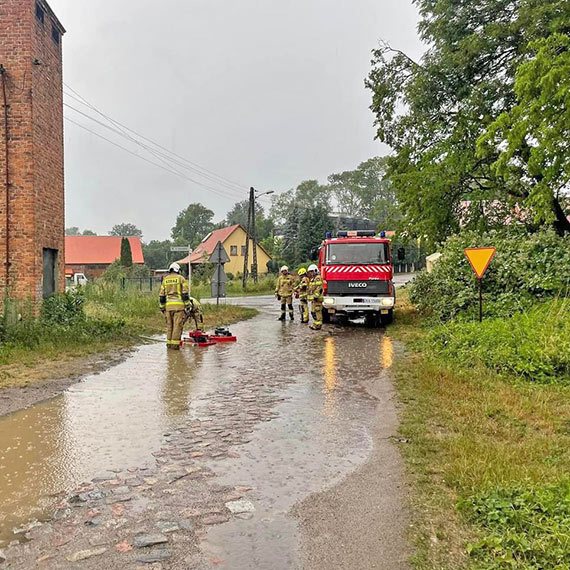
[0,295,409,569]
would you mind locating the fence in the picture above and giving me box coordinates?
[120,277,163,292]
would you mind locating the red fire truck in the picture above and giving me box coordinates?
[318,230,395,327]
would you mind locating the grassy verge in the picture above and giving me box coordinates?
[0,286,257,390]
[392,290,570,569]
[191,274,277,299]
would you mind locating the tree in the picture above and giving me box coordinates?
[478,33,570,234]
[226,200,275,240]
[327,157,398,224]
[65,227,80,235]
[366,0,570,245]
[120,237,133,267]
[110,223,143,237]
[143,240,173,270]
[82,229,97,236]
[171,203,215,247]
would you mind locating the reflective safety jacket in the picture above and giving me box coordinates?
[159,273,190,312]
[307,275,324,302]
[275,274,295,297]
[296,275,310,299]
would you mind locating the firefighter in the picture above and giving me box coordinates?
[275,265,295,321]
[186,297,205,332]
[295,267,310,324]
[159,262,191,349]
[307,264,324,330]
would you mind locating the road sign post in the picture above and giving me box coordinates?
[210,241,230,306]
[464,247,496,322]
[171,245,193,282]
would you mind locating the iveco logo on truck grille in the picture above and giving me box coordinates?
[348,282,368,288]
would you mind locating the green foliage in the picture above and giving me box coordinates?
[142,240,173,270]
[478,33,570,234]
[410,229,570,321]
[100,259,151,282]
[42,290,85,327]
[429,300,570,383]
[366,0,570,246]
[109,223,142,237]
[225,200,274,240]
[328,157,397,225]
[460,481,570,568]
[171,203,215,247]
[65,226,80,236]
[120,237,133,267]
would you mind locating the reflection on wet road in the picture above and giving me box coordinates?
[0,295,399,568]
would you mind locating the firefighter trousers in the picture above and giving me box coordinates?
[299,298,309,323]
[310,300,323,330]
[279,296,294,320]
[165,310,186,349]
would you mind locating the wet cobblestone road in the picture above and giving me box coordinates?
[0,295,409,569]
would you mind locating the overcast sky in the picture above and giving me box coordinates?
[49,0,423,241]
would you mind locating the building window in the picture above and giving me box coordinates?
[35,3,45,24]
[42,248,58,298]
[241,245,247,256]
[51,25,60,45]
[230,245,238,256]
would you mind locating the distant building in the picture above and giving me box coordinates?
[65,236,145,279]
[176,224,272,276]
[0,0,66,301]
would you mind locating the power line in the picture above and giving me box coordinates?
[63,84,249,194]
[63,102,247,199]
[64,117,245,201]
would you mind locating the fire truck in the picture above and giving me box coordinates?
[318,230,396,327]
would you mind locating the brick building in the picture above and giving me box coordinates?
[0,0,65,303]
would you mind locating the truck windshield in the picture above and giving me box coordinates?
[326,243,389,265]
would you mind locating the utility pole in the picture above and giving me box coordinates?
[242,187,254,288]
[251,189,258,283]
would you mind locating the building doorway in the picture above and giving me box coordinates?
[42,248,58,298]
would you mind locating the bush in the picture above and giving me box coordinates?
[410,229,570,321]
[429,299,570,383]
[460,481,570,569]
[42,290,85,327]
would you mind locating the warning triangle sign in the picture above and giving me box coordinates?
[464,247,496,279]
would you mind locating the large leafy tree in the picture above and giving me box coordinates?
[328,157,397,224]
[225,200,275,240]
[109,223,143,237]
[366,0,570,246]
[171,203,215,247]
[479,33,570,230]
[142,240,173,270]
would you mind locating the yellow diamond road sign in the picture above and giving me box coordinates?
[464,247,496,279]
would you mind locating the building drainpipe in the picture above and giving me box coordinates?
[0,65,9,292]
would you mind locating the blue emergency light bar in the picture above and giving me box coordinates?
[336,230,377,238]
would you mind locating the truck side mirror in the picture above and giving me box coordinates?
[310,247,319,261]
[397,247,406,261]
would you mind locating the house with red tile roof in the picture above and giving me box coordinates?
[176,224,272,276]
[65,236,145,279]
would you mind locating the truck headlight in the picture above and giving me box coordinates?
[381,297,395,307]
[323,298,335,306]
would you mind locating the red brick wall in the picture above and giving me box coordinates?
[0,0,65,304]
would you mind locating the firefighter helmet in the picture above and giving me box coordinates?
[280,265,289,273]
[298,267,307,276]
[169,262,181,273]
[308,264,318,273]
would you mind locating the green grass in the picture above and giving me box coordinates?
[391,291,570,569]
[191,274,277,299]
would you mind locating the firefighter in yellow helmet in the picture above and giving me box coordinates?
[295,267,310,324]
[159,262,191,349]
[275,265,295,321]
[307,264,324,330]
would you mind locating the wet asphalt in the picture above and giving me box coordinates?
[0,291,411,569]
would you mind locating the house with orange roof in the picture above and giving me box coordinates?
[176,224,272,277]
[65,236,145,279]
